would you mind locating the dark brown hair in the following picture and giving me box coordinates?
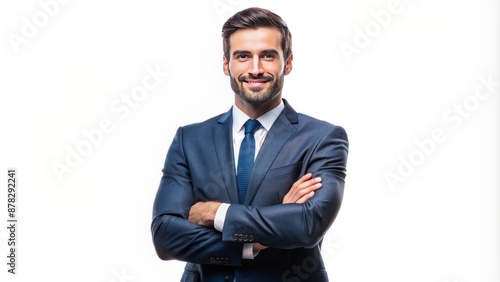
[222,7,292,61]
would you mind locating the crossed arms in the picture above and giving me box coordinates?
[188,173,324,252]
[151,125,348,266]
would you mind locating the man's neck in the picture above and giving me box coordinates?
[234,94,282,119]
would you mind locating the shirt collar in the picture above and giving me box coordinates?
[232,100,285,133]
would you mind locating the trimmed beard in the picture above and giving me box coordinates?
[230,72,284,106]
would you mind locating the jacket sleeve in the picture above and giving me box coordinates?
[221,125,349,249]
[151,127,244,266]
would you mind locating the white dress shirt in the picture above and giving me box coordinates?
[214,100,284,259]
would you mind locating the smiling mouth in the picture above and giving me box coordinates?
[243,79,270,89]
[246,80,266,86]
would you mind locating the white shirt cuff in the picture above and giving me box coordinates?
[242,243,256,259]
[214,203,230,232]
[215,203,260,260]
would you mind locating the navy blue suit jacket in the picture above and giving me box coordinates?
[152,100,348,282]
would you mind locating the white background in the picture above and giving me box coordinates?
[0,0,498,281]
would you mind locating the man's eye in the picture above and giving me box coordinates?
[237,54,249,59]
[262,54,275,60]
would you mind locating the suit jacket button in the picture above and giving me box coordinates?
[243,235,248,242]
[210,257,216,263]
[249,235,254,242]
[232,234,238,241]
[238,234,244,241]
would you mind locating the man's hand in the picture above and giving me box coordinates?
[255,173,322,252]
[253,242,268,252]
[188,173,320,252]
[282,173,322,204]
[188,201,221,227]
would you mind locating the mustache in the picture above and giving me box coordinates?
[238,74,273,82]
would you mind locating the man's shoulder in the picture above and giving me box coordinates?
[282,99,344,131]
[295,112,348,140]
[180,111,228,132]
[297,112,344,130]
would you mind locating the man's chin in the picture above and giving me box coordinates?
[238,92,278,106]
[243,83,268,94]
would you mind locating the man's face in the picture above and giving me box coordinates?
[223,27,293,107]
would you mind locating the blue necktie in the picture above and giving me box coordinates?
[237,119,261,204]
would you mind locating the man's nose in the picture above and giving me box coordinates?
[248,56,264,76]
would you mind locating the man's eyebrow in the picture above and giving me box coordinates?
[260,49,279,55]
[232,50,251,57]
[231,49,280,57]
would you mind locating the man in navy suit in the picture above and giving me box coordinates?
[152,7,349,281]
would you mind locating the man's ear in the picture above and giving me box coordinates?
[223,55,230,76]
[284,53,293,75]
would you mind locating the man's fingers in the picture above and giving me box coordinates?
[296,177,322,191]
[283,173,323,204]
[298,173,313,183]
[290,173,313,191]
[295,191,315,204]
[292,183,321,201]
[291,174,320,193]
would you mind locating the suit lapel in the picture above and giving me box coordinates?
[213,109,240,203]
[244,100,298,205]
